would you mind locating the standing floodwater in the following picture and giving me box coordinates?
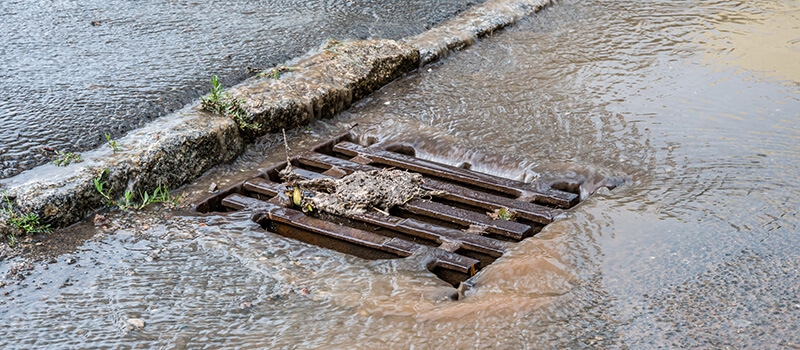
[1,0,799,348]
[0,0,479,178]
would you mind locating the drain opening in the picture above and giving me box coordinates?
[196,132,602,288]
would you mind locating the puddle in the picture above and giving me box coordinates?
[697,0,800,84]
[2,0,800,348]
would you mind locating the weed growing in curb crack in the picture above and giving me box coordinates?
[93,170,182,211]
[132,186,181,210]
[200,75,262,133]
[105,133,122,153]
[1,190,51,247]
[94,169,113,204]
[53,151,83,166]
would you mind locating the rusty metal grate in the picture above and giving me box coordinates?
[195,133,582,287]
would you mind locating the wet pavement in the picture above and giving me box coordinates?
[0,0,480,178]
[2,0,800,348]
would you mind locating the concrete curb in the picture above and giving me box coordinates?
[0,0,551,234]
[406,0,550,65]
[233,39,420,134]
[0,110,243,229]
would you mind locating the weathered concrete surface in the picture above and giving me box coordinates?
[1,111,243,230]
[232,40,419,133]
[0,0,554,234]
[406,0,551,65]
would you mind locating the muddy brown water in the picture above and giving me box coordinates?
[2,0,800,348]
[0,0,480,179]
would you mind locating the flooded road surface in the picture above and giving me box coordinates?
[2,0,800,348]
[0,0,479,179]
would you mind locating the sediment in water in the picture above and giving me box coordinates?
[0,0,552,233]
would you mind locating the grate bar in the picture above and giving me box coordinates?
[332,141,579,208]
[243,174,510,256]
[403,199,530,240]
[297,152,563,224]
[352,211,507,258]
[244,177,283,197]
[421,179,561,225]
[224,193,480,276]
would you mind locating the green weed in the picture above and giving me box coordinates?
[136,185,180,210]
[489,207,516,221]
[121,190,134,210]
[118,186,181,211]
[8,213,50,234]
[1,191,50,247]
[94,169,112,203]
[53,151,83,166]
[200,75,262,133]
[93,171,181,211]
[105,133,121,153]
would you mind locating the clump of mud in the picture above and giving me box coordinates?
[283,168,435,217]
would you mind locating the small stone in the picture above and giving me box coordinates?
[240,301,253,310]
[66,257,77,265]
[93,214,108,226]
[128,318,145,329]
[209,182,218,193]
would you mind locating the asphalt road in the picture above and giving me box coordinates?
[0,0,480,178]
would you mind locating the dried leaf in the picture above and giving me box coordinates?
[292,187,302,207]
[488,208,515,221]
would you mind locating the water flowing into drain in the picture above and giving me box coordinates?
[196,133,618,290]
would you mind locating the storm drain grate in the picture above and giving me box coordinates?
[196,133,582,287]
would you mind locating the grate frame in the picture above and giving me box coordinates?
[195,133,584,287]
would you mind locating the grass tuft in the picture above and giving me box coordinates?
[105,133,122,153]
[200,75,262,133]
[1,191,50,247]
[93,170,182,211]
[53,151,83,166]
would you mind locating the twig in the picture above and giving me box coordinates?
[283,129,291,164]
[279,129,300,183]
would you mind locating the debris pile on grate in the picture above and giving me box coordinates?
[289,168,437,217]
[195,133,585,288]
